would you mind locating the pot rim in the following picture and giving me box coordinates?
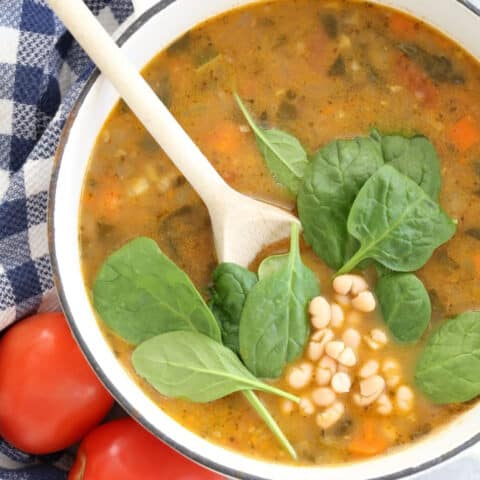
[48,1,480,479]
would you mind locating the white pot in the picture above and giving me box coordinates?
[49,1,480,478]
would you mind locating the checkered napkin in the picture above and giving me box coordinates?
[0,0,133,477]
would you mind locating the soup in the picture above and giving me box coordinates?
[79,0,480,466]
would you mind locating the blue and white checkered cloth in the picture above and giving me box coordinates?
[0,1,133,477]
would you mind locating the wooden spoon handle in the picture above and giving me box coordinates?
[47,0,231,207]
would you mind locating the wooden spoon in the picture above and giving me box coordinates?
[48,0,299,267]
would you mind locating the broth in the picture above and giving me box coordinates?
[79,0,480,465]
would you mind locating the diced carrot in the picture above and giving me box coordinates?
[348,418,390,456]
[389,13,417,39]
[472,254,480,276]
[448,115,480,152]
[395,54,437,106]
[204,120,244,155]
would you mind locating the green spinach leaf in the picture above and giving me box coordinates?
[415,311,480,403]
[242,390,297,459]
[234,93,308,194]
[372,130,442,200]
[93,237,221,344]
[338,166,456,274]
[398,43,465,84]
[258,253,288,279]
[298,137,384,269]
[132,331,299,403]
[376,272,431,343]
[239,223,320,378]
[93,238,296,458]
[209,263,257,355]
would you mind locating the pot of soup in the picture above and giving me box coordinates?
[49,0,480,478]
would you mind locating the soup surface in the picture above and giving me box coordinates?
[79,0,480,465]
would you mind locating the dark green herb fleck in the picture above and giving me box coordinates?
[328,55,346,76]
[277,100,297,121]
[465,228,480,240]
[398,43,465,84]
[320,13,338,38]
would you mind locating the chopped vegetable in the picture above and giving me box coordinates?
[348,419,390,455]
[448,115,480,152]
[389,13,417,38]
[205,120,244,155]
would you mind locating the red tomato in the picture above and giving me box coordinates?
[0,312,114,453]
[68,417,222,480]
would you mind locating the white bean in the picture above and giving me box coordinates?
[382,358,402,388]
[338,34,351,50]
[309,296,331,329]
[326,340,345,360]
[396,385,414,412]
[371,328,388,344]
[350,275,369,296]
[359,360,380,378]
[360,375,386,398]
[353,391,382,407]
[316,401,345,430]
[299,397,315,416]
[315,366,332,386]
[338,347,357,367]
[352,291,376,312]
[319,355,338,374]
[377,393,393,415]
[335,294,351,307]
[312,387,336,407]
[342,328,361,349]
[287,362,313,390]
[331,372,351,393]
[364,328,388,351]
[308,329,334,361]
[330,303,344,328]
[281,400,295,414]
[333,275,353,295]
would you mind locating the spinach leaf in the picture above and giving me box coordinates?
[209,263,257,355]
[234,93,308,194]
[398,43,465,84]
[338,166,456,274]
[376,272,431,343]
[372,130,441,200]
[298,137,384,269]
[258,253,288,279]
[415,311,480,403]
[132,331,299,403]
[93,239,296,458]
[93,237,221,344]
[242,390,297,459]
[239,223,320,378]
